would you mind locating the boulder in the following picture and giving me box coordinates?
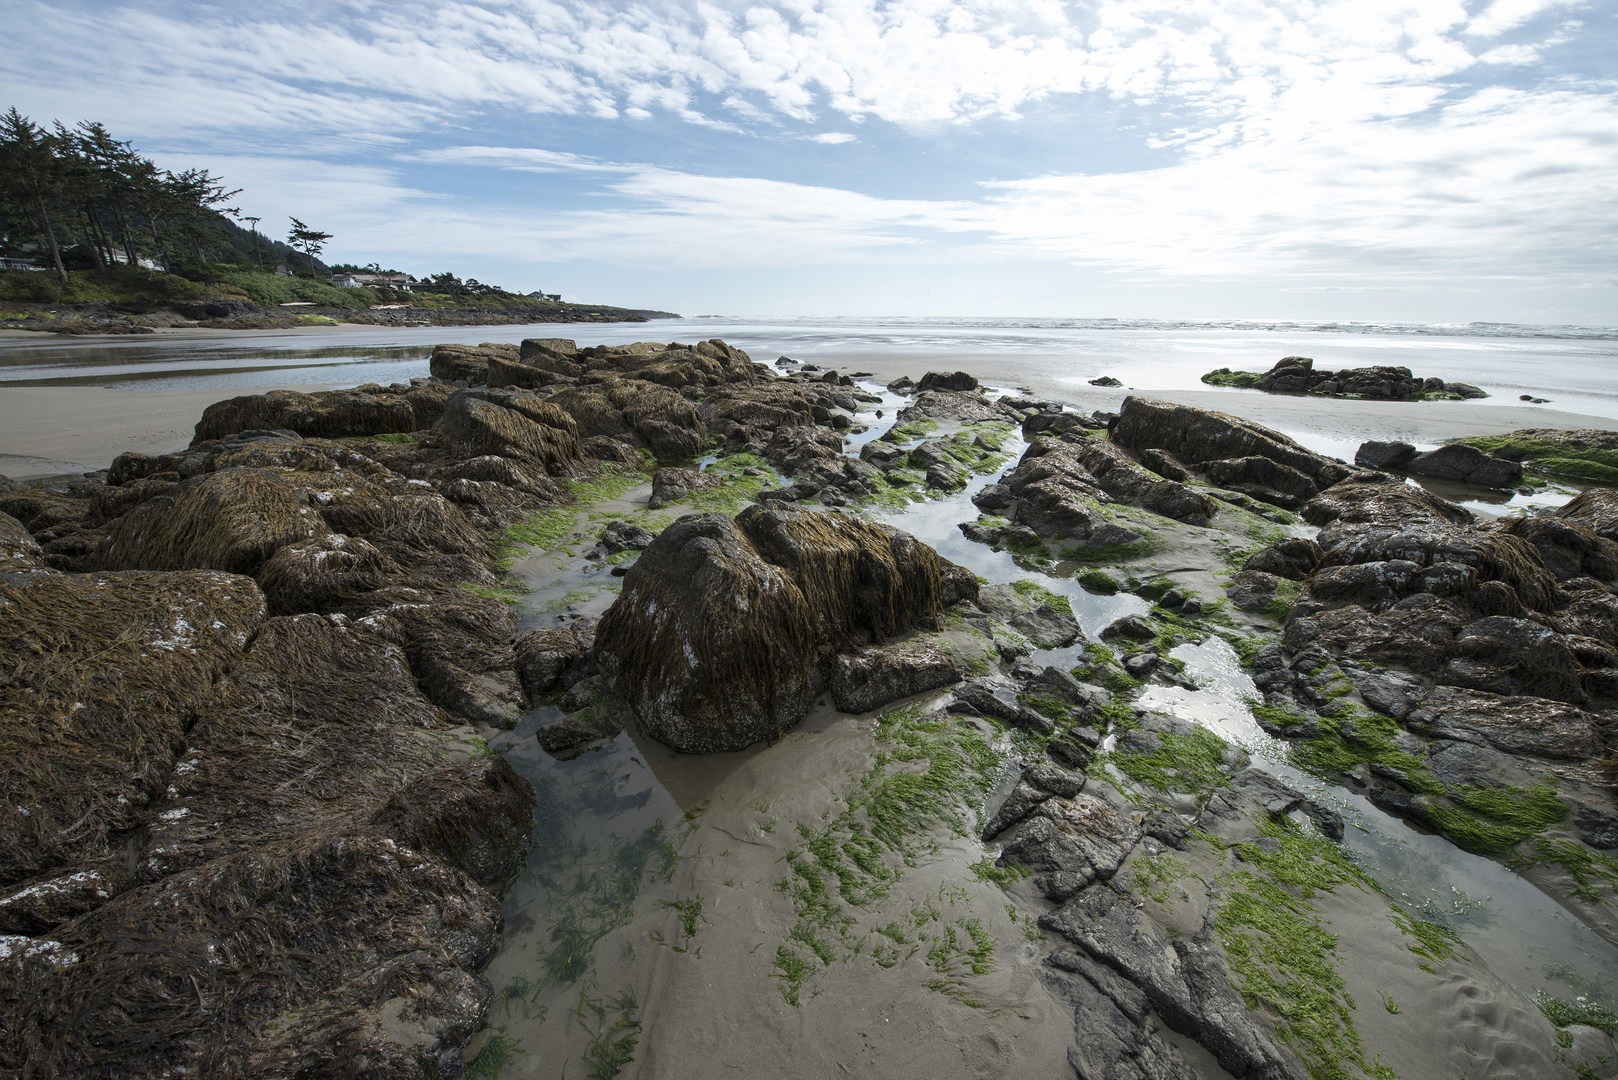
[1354,440,1417,470]
[595,504,974,752]
[917,370,979,392]
[1304,474,1472,528]
[1405,444,1523,489]
[1405,687,1600,761]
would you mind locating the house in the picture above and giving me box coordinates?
[331,272,413,291]
[0,256,45,271]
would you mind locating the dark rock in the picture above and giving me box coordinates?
[998,794,1142,901]
[1040,887,1303,1080]
[917,370,979,392]
[831,639,961,713]
[1355,440,1417,470]
[952,680,1053,733]
[1305,474,1472,528]
[1088,376,1123,387]
[594,520,655,556]
[1243,537,1321,580]
[595,503,973,752]
[649,466,725,509]
[1025,762,1087,798]
[1406,687,1599,758]
[1101,614,1158,642]
[1406,444,1523,489]
[1227,569,1282,611]
[1110,397,1352,494]
[515,623,592,698]
[982,780,1055,839]
[978,582,1084,648]
[1575,807,1618,850]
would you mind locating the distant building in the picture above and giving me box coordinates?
[527,291,562,302]
[331,272,413,291]
[0,257,45,271]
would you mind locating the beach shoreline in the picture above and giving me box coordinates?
[4,341,1614,481]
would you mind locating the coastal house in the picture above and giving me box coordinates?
[331,271,414,291]
[0,256,44,271]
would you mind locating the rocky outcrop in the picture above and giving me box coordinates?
[917,370,979,392]
[551,380,705,462]
[437,388,583,471]
[1353,441,1523,489]
[1204,356,1486,401]
[1110,396,1352,509]
[595,503,976,752]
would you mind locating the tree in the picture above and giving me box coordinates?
[286,217,332,276]
[0,108,69,284]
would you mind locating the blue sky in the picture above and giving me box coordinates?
[5,0,1615,323]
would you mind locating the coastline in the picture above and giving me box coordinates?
[4,344,1613,482]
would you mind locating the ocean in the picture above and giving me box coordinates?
[4,315,1616,416]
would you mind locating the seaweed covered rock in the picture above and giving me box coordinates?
[436,388,582,471]
[550,380,705,461]
[191,385,423,443]
[137,613,469,879]
[0,569,266,895]
[596,503,975,752]
[429,341,519,383]
[2,831,504,1078]
[0,511,44,574]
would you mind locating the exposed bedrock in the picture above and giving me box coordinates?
[1110,396,1352,508]
[594,502,978,752]
[1353,440,1523,489]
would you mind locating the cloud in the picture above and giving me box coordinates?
[808,132,858,144]
[413,146,639,172]
[8,0,1565,142]
[1466,0,1585,38]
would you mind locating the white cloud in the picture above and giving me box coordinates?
[808,132,858,144]
[414,146,639,172]
[1466,0,1585,38]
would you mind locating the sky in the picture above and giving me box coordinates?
[4,0,1616,323]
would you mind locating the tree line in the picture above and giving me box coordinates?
[0,107,325,285]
